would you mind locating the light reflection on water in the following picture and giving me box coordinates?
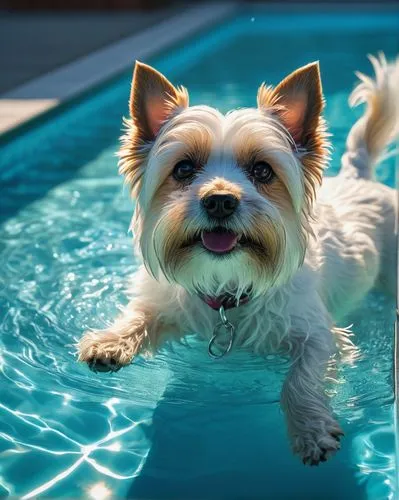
[0,146,395,499]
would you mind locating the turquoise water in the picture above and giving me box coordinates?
[0,10,398,499]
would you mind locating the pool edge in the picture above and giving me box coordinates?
[0,2,239,143]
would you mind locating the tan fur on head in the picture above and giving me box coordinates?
[130,61,189,140]
[118,61,330,296]
[258,62,330,210]
[198,177,243,200]
[118,61,189,197]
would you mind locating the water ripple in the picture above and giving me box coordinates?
[0,163,396,499]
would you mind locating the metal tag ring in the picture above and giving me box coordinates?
[208,321,234,359]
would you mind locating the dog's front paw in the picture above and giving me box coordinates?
[293,421,343,466]
[78,331,137,373]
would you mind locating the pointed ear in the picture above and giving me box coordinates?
[130,61,188,141]
[257,62,324,147]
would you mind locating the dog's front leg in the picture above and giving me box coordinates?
[78,303,159,373]
[281,330,343,465]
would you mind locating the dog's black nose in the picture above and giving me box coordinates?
[202,194,239,218]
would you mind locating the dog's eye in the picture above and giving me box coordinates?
[173,160,195,181]
[251,162,275,184]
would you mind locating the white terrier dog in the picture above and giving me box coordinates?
[78,54,398,465]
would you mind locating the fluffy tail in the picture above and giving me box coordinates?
[340,53,399,180]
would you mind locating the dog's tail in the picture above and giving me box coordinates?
[340,53,399,180]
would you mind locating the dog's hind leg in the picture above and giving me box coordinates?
[340,54,399,181]
[281,327,343,465]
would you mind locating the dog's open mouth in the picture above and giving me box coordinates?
[201,227,238,254]
[182,227,258,255]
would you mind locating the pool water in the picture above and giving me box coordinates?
[0,9,398,500]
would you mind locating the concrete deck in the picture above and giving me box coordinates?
[0,10,176,94]
[0,4,237,136]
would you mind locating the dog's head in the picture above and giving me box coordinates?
[119,62,329,299]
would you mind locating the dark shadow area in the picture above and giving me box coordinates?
[126,368,367,500]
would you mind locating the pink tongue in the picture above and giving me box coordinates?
[201,230,238,253]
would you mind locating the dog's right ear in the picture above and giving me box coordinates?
[130,62,188,141]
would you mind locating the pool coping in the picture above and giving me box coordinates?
[0,2,239,140]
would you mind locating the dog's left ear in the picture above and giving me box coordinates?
[257,62,324,148]
[130,61,188,141]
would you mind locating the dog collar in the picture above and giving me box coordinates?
[200,292,250,311]
[198,292,250,359]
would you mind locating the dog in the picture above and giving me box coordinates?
[78,54,398,465]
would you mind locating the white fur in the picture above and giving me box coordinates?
[138,106,307,297]
[78,55,398,465]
